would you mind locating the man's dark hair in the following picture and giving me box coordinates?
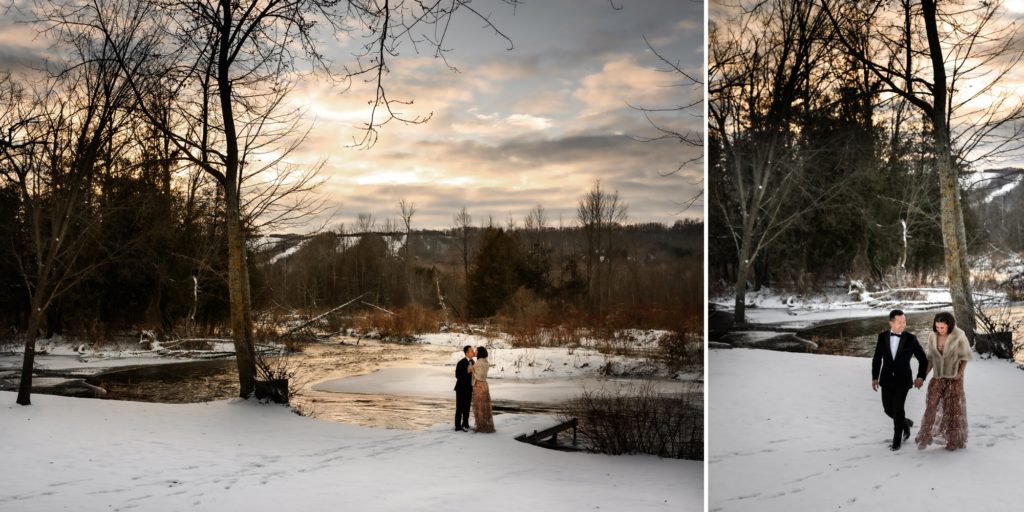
[463,345,472,354]
[889,309,905,321]
[933,311,956,333]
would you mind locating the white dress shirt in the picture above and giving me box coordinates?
[890,332,901,357]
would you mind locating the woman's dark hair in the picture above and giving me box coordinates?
[476,346,489,358]
[933,311,956,333]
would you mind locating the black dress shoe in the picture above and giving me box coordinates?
[891,434,902,451]
[903,418,913,440]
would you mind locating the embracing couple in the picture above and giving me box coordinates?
[872,309,972,451]
[454,345,495,433]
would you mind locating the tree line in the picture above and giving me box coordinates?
[262,198,702,332]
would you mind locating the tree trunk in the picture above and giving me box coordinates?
[952,182,976,336]
[935,154,976,338]
[217,0,256,398]
[225,189,257,398]
[15,290,47,405]
[733,230,754,326]
[923,0,976,339]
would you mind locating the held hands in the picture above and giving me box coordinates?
[871,379,879,392]
[914,378,924,389]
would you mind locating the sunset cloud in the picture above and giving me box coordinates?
[1,0,703,231]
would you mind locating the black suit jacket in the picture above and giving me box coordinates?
[872,330,928,389]
[454,357,473,392]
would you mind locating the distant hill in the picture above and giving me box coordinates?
[253,221,703,268]
[966,167,1024,203]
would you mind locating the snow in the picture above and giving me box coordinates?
[314,367,691,403]
[0,337,236,377]
[414,330,692,380]
[709,348,1023,511]
[268,238,310,264]
[711,285,985,329]
[1,391,700,511]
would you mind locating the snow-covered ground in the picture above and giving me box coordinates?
[709,348,1023,511]
[710,285,962,328]
[415,330,694,380]
[2,391,700,511]
[0,329,699,510]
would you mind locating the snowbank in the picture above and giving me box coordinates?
[2,392,700,511]
[0,336,236,378]
[710,286,960,328]
[415,331,689,380]
[709,348,1023,511]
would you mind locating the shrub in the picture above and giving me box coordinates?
[559,380,703,460]
[658,330,702,371]
[355,304,441,341]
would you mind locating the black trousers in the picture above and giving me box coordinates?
[455,389,472,429]
[880,384,911,436]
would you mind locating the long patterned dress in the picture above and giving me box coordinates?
[915,327,971,451]
[472,358,495,433]
[916,377,968,450]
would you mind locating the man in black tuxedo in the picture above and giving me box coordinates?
[872,309,928,451]
[454,345,476,431]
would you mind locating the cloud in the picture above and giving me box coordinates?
[572,56,684,116]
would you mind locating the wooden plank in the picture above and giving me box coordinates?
[515,418,578,444]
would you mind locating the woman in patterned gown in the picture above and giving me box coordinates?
[471,346,495,433]
[915,311,971,451]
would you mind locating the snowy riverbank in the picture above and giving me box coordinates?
[709,348,1023,511]
[2,391,700,512]
[416,330,694,380]
[1,329,695,401]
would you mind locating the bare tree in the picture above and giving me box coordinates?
[356,212,377,234]
[60,0,522,398]
[577,179,627,315]
[1,30,142,404]
[524,203,547,247]
[399,198,416,302]
[709,0,846,325]
[821,0,1024,337]
[453,206,472,283]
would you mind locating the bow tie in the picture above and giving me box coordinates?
[890,332,902,338]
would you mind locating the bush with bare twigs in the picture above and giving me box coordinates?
[355,304,442,342]
[559,380,703,460]
[658,330,702,371]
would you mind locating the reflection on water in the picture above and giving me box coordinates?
[86,359,239,403]
[797,307,1023,362]
[797,311,938,357]
[85,339,563,430]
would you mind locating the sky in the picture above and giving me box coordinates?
[294,0,705,231]
[0,0,703,232]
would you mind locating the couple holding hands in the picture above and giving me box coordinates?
[872,310,972,451]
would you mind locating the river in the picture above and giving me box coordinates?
[81,338,565,430]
